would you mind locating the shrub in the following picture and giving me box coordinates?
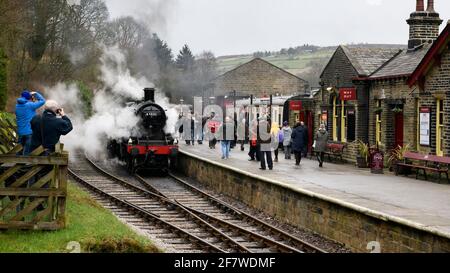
[0,48,7,111]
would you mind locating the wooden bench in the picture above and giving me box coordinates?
[396,152,450,183]
[323,143,346,162]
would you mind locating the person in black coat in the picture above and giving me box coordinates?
[291,122,308,166]
[30,100,73,154]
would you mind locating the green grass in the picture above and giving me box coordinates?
[216,49,334,75]
[0,182,161,253]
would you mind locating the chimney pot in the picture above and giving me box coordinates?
[416,0,424,11]
[426,0,435,12]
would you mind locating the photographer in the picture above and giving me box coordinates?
[15,89,46,155]
[30,100,73,154]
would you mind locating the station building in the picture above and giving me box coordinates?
[318,46,402,161]
[318,0,447,162]
[210,58,309,98]
[408,21,450,156]
[363,0,443,154]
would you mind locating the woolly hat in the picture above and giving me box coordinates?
[283,121,289,126]
[21,91,32,100]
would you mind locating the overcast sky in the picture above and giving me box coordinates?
[104,0,450,56]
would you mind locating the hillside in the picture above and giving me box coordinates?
[216,44,406,87]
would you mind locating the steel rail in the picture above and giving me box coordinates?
[81,156,251,253]
[142,172,327,253]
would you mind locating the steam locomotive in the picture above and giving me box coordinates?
[107,88,178,174]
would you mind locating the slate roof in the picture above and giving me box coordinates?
[216,58,307,83]
[409,22,450,86]
[341,46,403,77]
[369,44,431,79]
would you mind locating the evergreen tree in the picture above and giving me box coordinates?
[0,47,7,111]
[152,34,173,71]
[176,44,195,71]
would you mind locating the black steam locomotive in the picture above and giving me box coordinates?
[107,88,178,174]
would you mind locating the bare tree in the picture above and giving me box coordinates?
[104,16,149,50]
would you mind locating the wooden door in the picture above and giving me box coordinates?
[394,113,404,148]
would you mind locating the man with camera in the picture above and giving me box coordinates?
[15,89,46,155]
[30,100,73,154]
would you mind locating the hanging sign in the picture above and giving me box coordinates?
[289,101,302,111]
[339,87,357,101]
[419,107,431,146]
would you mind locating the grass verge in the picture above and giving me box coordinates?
[0,182,161,253]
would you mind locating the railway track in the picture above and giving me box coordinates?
[69,154,326,253]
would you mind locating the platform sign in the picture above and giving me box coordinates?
[339,87,357,101]
[289,101,302,111]
[420,107,431,146]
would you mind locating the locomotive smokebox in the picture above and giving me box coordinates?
[144,88,155,102]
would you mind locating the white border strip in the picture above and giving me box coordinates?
[180,149,450,240]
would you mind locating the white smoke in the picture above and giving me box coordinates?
[44,45,179,159]
[100,46,153,99]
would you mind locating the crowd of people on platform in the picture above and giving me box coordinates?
[176,111,329,171]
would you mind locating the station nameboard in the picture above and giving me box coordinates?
[420,107,431,146]
[339,87,357,101]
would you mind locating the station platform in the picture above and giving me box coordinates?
[180,143,450,238]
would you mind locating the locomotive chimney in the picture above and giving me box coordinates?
[144,88,155,102]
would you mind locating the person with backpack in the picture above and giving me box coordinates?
[248,120,260,161]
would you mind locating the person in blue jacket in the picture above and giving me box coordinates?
[15,90,46,155]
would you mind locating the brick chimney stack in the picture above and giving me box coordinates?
[426,0,435,12]
[407,0,443,49]
[416,0,424,11]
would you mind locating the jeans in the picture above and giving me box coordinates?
[260,151,273,169]
[18,135,32,155]
[221,141,231,158]
[284,145,291,159]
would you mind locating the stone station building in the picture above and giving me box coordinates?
[317,0,447,162]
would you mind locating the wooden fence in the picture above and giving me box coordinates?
[0,113,18,154]
[0,113,68,230]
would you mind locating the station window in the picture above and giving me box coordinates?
[436,99,444,156]
[347,109,356,142]
[375,100,382,146]
[332,96,338,141]
[334,100,353,143]
[340,101,347,143]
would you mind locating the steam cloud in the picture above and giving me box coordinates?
[44,45,179,160]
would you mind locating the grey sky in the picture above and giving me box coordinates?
[105,0,450,56]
